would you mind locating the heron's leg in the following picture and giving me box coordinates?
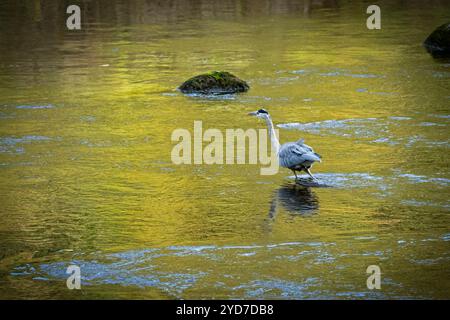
[292,170,298,180]
[305,168,317,181]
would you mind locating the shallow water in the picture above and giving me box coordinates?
[0,0,449,299]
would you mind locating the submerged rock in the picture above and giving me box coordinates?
[423,23,450,58]
[179,71,249,94]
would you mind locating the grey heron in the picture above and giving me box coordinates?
[248,109,322,181]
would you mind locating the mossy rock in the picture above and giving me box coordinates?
[424,23,450,58]
[179,71,249,94]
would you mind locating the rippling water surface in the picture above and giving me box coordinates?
[0,0,449,299]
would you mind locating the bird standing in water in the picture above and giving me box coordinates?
[248,109,322,181]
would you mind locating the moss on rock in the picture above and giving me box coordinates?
[424,23,450,58]
[179,71,249,94]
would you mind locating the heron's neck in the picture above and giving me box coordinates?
[265,116,280,154]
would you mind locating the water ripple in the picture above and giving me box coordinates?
[278,116,449,148]
[11,234,448,299]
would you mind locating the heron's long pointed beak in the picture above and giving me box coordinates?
[248,111,257,116]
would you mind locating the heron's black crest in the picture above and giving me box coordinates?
[258,109,268,114]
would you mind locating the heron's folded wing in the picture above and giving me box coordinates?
[279,143,321,168]
[296,141,322,161]
[297,141,314,152]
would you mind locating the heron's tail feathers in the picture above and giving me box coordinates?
[303,153,322,163]
[314,152,322,163]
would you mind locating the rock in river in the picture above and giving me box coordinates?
[423,23,450,58]
[179,71,249,94]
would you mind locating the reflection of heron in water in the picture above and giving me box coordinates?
[269,183,319,218]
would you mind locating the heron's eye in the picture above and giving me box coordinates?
[258,109,268,114]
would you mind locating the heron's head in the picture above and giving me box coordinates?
[248,108,270,120]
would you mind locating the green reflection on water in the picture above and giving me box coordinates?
[0,0,449,299]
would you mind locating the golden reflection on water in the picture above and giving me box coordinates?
[0,0,449,299]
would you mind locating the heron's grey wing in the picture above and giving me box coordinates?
[296,139,313,151]
[278,142,321,168]
[297,140,322,161]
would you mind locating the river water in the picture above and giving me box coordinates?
[0,0,449,299]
